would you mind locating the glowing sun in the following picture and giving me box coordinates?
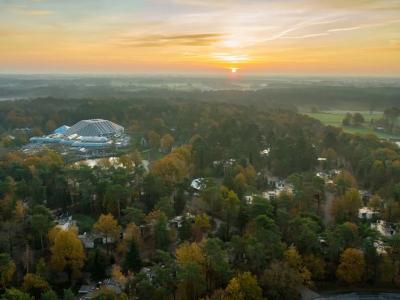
[231,67,238,73]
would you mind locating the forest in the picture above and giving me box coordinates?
[1,96,400,299]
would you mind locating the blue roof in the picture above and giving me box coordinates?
[54,125,70,135]
[71,141,109,148]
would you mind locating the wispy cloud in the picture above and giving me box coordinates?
[18,9,54,16]
[6,4,54,16]
[328,26,361,32]
[284,33,329,39]
[117,33,223,47]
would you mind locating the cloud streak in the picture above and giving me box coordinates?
[116,33,223,47]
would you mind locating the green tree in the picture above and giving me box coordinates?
[203,238,232,290]
[287,217,320,254]
[31,212,53,250]
[342,113,352,126]
[154,213,170,251]
[86,248,108,280]
[63,289,76,300]
[41,290,58,300]
[155,197,175,218]
[123,239,142,273]
[262,261,302,300]
[103,184,128,219]
[352,113,365,126]
[177,262,206,300]
[1,288,32,300]
[221,188,240,240]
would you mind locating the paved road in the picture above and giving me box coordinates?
[315,292,400,299]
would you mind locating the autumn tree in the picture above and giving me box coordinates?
[303,254,326,281]
[193,214,211,241]
[233,173,247,198]
[93,213,121,254]
[123,223,143,250]
[334,171,357,195]
[22,273,49,299]
[224,272,263,300]
[332,188,362,223]
[283,246,312,286]
[336,248,365,284]
[0,253,15,288]
[49,227,85,279]
[112,265,128,287]
[160,134,175,153]
[176,242,206,300]
[368,194,382,211]
[176,242,205,266]
[147,130,161,149]
[152,147,190,186]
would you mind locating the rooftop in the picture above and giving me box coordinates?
[65,119,124,137]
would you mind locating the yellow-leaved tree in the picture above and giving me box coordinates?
[336,248,365,284]
[49,226,85,279]
[283,246,312,286]
[224,272,263,300]
[93,213,121,254]
[176,242,205,267]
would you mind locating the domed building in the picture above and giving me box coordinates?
[65,119,124,137]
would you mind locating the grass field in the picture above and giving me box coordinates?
[306,111,400,140]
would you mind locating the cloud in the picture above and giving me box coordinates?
[169,0,400,11]
[212,53,250,62]
[6,4,54,16]
[18,9,54,16]
[328,26,361,32]
[284,33,329,39]
[117,33,223,47]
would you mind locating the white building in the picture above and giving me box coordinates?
[358,207,377,220]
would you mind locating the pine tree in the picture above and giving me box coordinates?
[63,289,76,300]
[123,240,142,273]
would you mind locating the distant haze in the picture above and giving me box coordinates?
[0,75,399,110]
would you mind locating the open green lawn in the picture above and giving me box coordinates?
[306,111,400,140]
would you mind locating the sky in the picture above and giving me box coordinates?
[0,0,400,75]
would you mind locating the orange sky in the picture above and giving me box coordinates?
[1,0,400,75]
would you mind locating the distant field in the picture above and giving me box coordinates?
[306,111,400,140]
